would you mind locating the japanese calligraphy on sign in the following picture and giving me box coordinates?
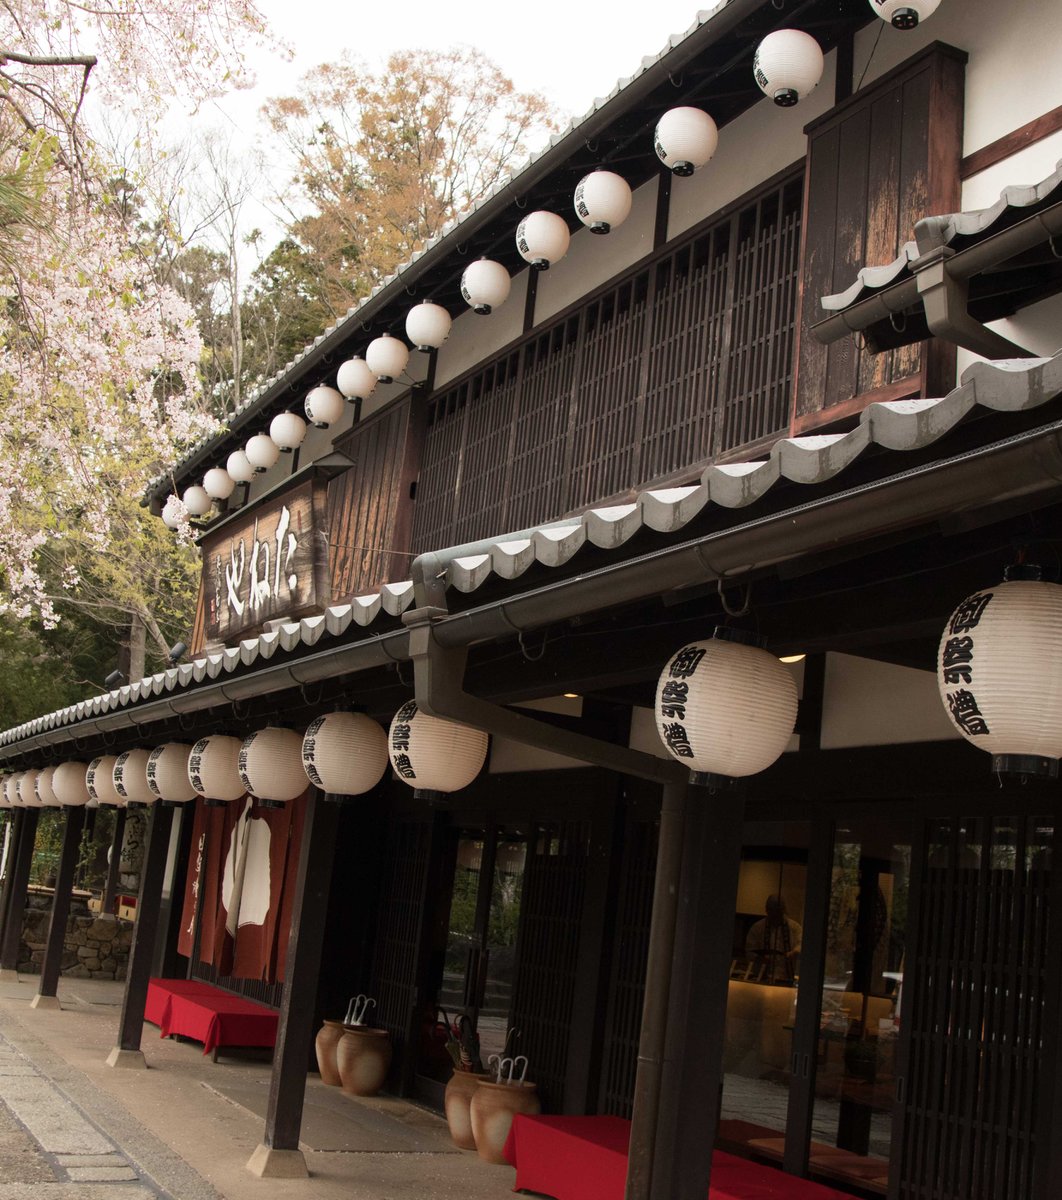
[939,590,994,738]
[657,643,710,760]
[201,482,323,643]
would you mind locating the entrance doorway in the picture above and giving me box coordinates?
[414,826,527,1095]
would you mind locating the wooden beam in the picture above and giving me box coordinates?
[0,808,38,976]
[961,103,1062,180]
[247,789,340,1178]
[33,806,87,1006]
[106,804,174,1068]
[0,811,26,954]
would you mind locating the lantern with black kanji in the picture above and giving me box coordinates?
[147,743,196,806]
[655,630,798,784]
[302,711,389,797]
[188,735,245,805]
[53,761,91,807]
[239,727,306,807]
[113,749,156,807]
[86,756,123,807]
[937,566,1062,778]
[388,702,488,794]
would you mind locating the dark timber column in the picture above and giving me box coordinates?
[101,807,127,916]
[155,805,195,980]
[247,789,339,1179]
[625,780,689,1200]
[105,803,174,1068]
[649,781,745,1200]
[32,805,87,1009]
[0,811,26,955]
[0,808,39,979]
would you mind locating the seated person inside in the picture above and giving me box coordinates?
[744,894,802,984]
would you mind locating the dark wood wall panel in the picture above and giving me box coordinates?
[328,398,411,599]
[794,44,965,426]
[898,815,1051,1200]
[411,171,802,554]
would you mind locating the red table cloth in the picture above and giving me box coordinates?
[503,1115,851,1200]
[145,978,278,1055]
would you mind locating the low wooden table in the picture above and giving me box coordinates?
[145,978,278,1061]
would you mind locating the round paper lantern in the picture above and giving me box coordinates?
[574,170,632,234]
[245,432,280,474]
[753,29,824,107]
[269,411,307,452]
[516,211,570,270]
[305,385,345,428]
[161,495,183,530]
[654,107,719,176]
[203,467,236,501]
[868,0,939,27]
[18,768,42,808]
[147,743,196,805]
[226,450,255,484]
[365,334,410,383]
[53,761,90,807]
[36,766,59,808]
[114,748,155,806]
[460,259,511,315]
[937,572,1062,778]
[86,756,122,807]
[239,728,306,807]
[336,357,377,402]
[405,302,452,352]
[3,772,22,807]
[188,735,245,803]
[302,712,389,796]
[655,632,798,780]
[0,774,10,809]
[388,702,488,794]
[181,485,211,517]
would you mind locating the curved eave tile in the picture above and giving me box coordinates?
[821,243,918,311]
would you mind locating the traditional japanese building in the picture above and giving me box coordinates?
[1,0,1061,1197]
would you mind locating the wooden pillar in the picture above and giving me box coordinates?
[0,808,39,978]
[247,790,339,1179]
[105,803,174,1068]
[649,783,745,1200]
[0,811,26,950]
[101,807,127,916]
[156,805,195,980]
[32,806,87,1009]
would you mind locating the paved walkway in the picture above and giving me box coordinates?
[0,975,520,1200]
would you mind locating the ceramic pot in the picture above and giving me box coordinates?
[314,1019,345,1086]
[336,1026,392,1096]
[444,1070,489,1150]
[469,1079,540,1163]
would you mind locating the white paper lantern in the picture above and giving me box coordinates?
[336,357,378,402]
[0,775,10,808]
[86,756,123,807]
[515,211,570,270]
[269,411,307,452]
[161,495,183,530]
[938,574,1062,778]
[18,769,41,808]
[3,772,22,807]
[405,302,452,352]
[114,748,155,805]
[654,107,719,176]
[655,634,798,779]
[365,334,410,383]
[203,467,236,501]
[868,0,940,27]
[460,259,511,315]
[226,450,255,484]
[388,702,488,794]
[53,761,90,807]
[181,485,211,518]
[36,766,59,808]
[574,171,632,234]
[239,728,306,806]
[147,743,196,805]
[188,735,245,802]
[302,712,389,796]
[753,29,824,107]
[246,432,280,473]
[305,385,345,428]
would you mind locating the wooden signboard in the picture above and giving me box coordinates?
[200,479,329,645]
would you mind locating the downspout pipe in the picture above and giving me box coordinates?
[406,614,687,1200]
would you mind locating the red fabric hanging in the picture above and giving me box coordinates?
[231,799,294,981]
[176,799,227,962]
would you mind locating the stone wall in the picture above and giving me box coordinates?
[16,894,133,980]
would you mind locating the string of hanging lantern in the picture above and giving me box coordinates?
[162,0,941,528]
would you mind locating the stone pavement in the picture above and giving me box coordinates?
[0,974,523,1200]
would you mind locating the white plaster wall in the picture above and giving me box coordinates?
[667,49,837,241]
[534,176,659,324]
[488,695,591,773]
[820,652,958,750]
[434,270,530,389]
